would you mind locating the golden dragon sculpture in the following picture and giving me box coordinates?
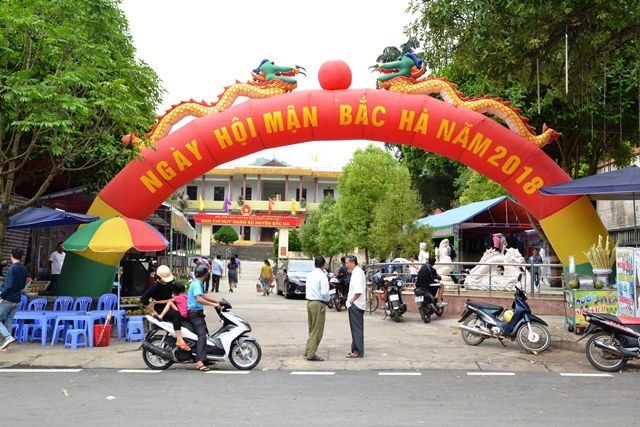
[123,60,305,150]
[372,53,559,148]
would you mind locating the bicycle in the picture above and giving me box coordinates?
[365,282,379,313]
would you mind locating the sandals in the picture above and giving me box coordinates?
[177,342,191,351]
[196,364,210,372]
[346,352,363,359]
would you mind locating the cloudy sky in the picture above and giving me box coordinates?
[120,0,414,169]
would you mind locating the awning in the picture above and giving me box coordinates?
[162,202,197,240]
[540,165,640,200]
[8,207,98,229]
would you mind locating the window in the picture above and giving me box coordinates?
[214,186,225,201]
[243,227,251,240]
[323,188,334,198]
[186,186,198,200]
[295,188,307,200]
[244,187,253,200]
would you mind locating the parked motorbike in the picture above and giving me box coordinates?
[373,272,406,322]
[457,285,550,353]
[328,277,347,312]
[414,282,446,323]
[578,311,640,372]
[141,299,262,370]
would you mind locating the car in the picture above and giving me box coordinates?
[276,259,315,299]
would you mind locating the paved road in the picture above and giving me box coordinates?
[0,261,633,374]
[0,368,636,426]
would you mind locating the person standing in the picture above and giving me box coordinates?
[187,265,221,372]
[408,256,419,284]
[234,254,242,275]
[211,255,223,292]
[304,256,330,361]
[258,259,273,296]
[345,254,366,358]
[194,257,211,293]
[227,256,238,292]
[529,248,543,287]
[335,256,351,296]
[48,242,65,294]
[0,249,29,352]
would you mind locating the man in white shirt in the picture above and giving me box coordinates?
[211,255,224,292]
[48,243,65,294]
[304,256,330,362]
[346,255,366,358]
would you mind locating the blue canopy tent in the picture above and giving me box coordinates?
[8,207,98,229]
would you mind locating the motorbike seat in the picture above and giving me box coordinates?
[466,300,502,311]
[618,316,640,325]
[180,318,196,334]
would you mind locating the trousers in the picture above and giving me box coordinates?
[304,300,326,359]
[187,311,208,362]
[0,300,20,339]
[348,304,365,356]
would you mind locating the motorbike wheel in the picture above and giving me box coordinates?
[585,332,628,372]
[229,340,262,370]
[366,294,379,313]
[334,295,342,312]
[142,335,175,370]
[435,306,444,317]
[391,309,401,323]
[460,316,486,346]
[516,323,551,353]
[419,306,431,323]
[326,298,334,309]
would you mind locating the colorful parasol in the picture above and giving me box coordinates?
[63,217,168,252]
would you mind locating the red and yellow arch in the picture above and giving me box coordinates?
[59,82,606,295]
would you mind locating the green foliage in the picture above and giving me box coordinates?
[300,195,349,258]
[214,226,239,245]
[455,170,508,206]
[288,228,302,252]
[0,0,162,251]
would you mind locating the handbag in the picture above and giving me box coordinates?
[256,281,262,292]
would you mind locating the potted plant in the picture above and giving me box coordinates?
[300,197,306,208]
[237,195,244,206]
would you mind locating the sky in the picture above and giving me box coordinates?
[119,0,415,169]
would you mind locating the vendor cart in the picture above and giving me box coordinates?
[564,274,618,334]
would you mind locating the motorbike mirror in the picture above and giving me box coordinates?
[517,273,523,282]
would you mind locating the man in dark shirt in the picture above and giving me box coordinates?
[335,256,351,295]
[0,249,29,351]
[414,257,441,307]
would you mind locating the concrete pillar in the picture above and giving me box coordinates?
[201,224,212,256]
[278,228,289,259]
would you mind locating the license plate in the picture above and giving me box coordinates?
[415,296,424,302]
[329,289,336,295]
[389,294,399,301]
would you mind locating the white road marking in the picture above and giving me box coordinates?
[559,373,613,378]
[118,369,160,373]
[0,369,82,373]
[291,371,335,375]
[467,372,516,376]
[209,371,251,375]
[378,372,421,376]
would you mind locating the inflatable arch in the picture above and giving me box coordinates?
[58,60,608,296]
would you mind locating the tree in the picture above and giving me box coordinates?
[288,228,302,252]
[455,170,508,206]
[300,195,349,259]
[0,0,162,252]
[214,226,238,245]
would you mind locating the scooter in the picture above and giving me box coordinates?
[373,272,406,322]
[328,277,347,312]
[141,299,262,370]
[414,282,446,323]
[578,311,640,372]
[457,285,550,353]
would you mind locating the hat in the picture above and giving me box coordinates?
[156,265,174,282]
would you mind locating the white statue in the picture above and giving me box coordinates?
[435,239,454,286]
[539,247,548,285]
[418,242,429,264]
[463,247,530,291]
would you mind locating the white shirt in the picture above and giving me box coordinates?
[305,268,329,302]
[347,265,366,310]
[49,251,66,275]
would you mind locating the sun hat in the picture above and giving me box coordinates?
[156,265,174,282]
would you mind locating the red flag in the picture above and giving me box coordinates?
[268,197,275,214]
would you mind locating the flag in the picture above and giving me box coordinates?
[312,154,318,163]
[291,198,297,215]
[268,197,275,215]
[223,196,232,213]
[198,195,204,211]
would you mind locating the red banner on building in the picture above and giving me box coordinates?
[194,213,298,227]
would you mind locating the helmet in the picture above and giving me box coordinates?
[372,272,384,288]
[503,309,514,323]
[194,265,209,278]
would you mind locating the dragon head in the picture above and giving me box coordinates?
[371,52,426,88]
[251,59,306,84]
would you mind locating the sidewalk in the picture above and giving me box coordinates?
[0,261,587,372]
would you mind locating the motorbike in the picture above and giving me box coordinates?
[457,285,551,353]
[373,272,406,322]
[141,298,262,370]
[328,277,347,312]
[414,282,446,323]
[578,311,640,372]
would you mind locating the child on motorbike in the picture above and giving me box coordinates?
[154,283,190,351]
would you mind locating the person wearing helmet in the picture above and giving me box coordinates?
[414,257,441,308]
[187,265,221,372]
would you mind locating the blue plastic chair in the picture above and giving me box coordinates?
[53,296,74,311]
[72,296,92,312]
[21,298,49,342]
[97,294,117,311]
[125,316,145,342]
[26,298,47,311]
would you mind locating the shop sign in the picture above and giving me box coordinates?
[194,213,298,227]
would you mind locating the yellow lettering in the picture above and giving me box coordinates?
[399,109,415,131]
[140,171,163,194]
[302,107,318,127]
[264,111,284,133]
[412,109,429,135]
[231,121,248,144]
[339,105,353,125]
[451,123,473,148]
[286,107,302,132]
[185,140,202,160]
[246,117,257,137]
[171,148,192,172]
[468,134,492,158]
[214,127,233,149]
[436,119,456,141]
[354,103,369,125]
[372,106,386,126]
[157,161,177,180]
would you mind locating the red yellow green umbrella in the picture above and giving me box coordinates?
[63,217,168,252]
